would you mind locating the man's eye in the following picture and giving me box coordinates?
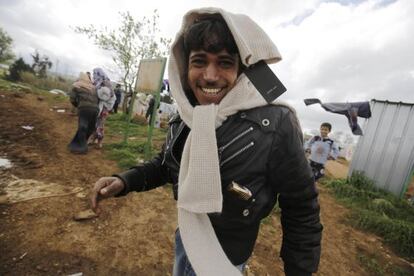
[190,59,206,66]
[219,60,235,68]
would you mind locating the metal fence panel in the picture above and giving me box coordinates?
[349,100,414,197]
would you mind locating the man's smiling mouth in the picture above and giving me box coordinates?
[200,87,224,95]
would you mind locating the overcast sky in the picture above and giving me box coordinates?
[1,0,413,137]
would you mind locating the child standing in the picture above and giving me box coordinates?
[305,122,339,180]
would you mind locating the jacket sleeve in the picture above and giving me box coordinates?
[268,109,322,275]
[114,145,171,196]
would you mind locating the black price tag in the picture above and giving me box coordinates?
[244,60,287,103]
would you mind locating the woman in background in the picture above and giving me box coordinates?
[88,68,116,149]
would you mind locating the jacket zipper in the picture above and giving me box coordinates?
[221,141,255,166]
[218,126,254,154]
[169,125,254,167]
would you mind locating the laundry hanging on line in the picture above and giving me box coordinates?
[304,98,371,135]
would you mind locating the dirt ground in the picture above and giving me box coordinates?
[1,90,413,276]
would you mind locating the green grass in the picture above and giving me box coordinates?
[0,76,69,104]
[104,141,146,169]
[323,172,414,260]
[357,252,386,275]
[357,250,412,276]
[104,113,167,169]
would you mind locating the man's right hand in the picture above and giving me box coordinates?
[90,177,125,213]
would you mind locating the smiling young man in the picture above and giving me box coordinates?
[187,49,239,105]
[91,8,322,276]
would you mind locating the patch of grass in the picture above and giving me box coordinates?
[106,113,148,139]
[352,210,414,257]
[357,250,412,276]
[357,253,386,275]
[104,141,146,169]
[0,77,69,104]
[322,172,414,260]
[20,71,73,92]
[104,113,167,169]
[393,266,412,276]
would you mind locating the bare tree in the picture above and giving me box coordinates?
[31,50,53,78]
[74,10,171,111]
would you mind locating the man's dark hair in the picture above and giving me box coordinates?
[183,15,239,57]
[321,122,332,131]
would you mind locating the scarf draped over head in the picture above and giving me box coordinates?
[92,68,115,113]
[92,68,111,89]
[169,7,283,275]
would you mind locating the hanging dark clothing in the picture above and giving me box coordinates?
[304,98,371,135]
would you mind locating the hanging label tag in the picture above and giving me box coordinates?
[244,60,287,103]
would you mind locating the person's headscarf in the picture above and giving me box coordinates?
[93,68,115,113]
[92,68,110,89]
[169,7,284,275]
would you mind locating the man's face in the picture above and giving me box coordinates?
[187,49,239,105]
[320,126,330,138]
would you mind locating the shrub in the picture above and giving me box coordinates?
[7,58,33,81]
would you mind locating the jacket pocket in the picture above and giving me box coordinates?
[221,189,253,221]
[221,182,275,225]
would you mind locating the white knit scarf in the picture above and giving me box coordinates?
[169,8,282,275]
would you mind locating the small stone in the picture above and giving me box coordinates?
[73,209,98,221]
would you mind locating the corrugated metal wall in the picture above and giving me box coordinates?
[349,100,414,197]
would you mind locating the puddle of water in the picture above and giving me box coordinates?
[0,157,12,168]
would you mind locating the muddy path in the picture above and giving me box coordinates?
[0,90,412,275]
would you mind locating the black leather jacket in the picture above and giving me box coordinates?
[117,105,322,275]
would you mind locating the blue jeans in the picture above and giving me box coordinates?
[173,229,246,276]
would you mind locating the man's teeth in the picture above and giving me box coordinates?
[201,87,222,95]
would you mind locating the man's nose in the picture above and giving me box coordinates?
[203,64,219,82]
